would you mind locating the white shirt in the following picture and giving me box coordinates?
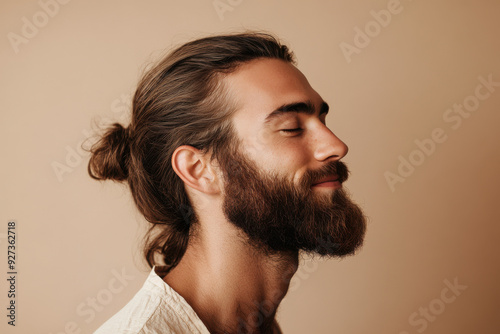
[93,265,283,333]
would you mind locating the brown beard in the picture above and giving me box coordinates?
[218,143,367,259]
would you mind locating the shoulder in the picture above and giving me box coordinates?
[93,266,210,334]
[93,270,164,334]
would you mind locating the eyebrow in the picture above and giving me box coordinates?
[263,101,330,124]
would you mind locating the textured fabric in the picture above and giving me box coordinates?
[93,265,283,334]
[93,265,210,334]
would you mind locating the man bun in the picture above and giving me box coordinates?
[86,32,295,269]
[88,122,130,181]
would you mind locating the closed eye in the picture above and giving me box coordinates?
[280,128,303,133]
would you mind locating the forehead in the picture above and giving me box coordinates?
[223,58,323,128]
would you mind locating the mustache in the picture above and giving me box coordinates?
[301,160,350,188]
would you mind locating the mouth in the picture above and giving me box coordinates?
[311,175,342,188]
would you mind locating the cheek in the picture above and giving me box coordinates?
[238,124,273,158]
[258,142,311,175]
[239,127,312,174]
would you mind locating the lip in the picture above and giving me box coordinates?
[312,180,342,189]
[312,175,339,186]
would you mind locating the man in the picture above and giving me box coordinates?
[89,32,366,334]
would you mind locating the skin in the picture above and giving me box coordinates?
[166,58,349,333]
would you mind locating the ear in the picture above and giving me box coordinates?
[171,145,221,194]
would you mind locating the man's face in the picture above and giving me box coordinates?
[216,58,366,257]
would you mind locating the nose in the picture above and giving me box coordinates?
[313,125,348,162]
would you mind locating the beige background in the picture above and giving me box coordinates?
[1,0,500,333]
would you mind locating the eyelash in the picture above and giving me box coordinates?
[280,128,303,133]
[279,114,328,134]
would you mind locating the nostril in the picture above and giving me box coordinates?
[314,136,348,162]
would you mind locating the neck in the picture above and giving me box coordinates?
[163,211,298,333]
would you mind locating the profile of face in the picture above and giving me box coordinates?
[217,58,367,258]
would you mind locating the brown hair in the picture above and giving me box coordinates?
[87,32,295,269]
